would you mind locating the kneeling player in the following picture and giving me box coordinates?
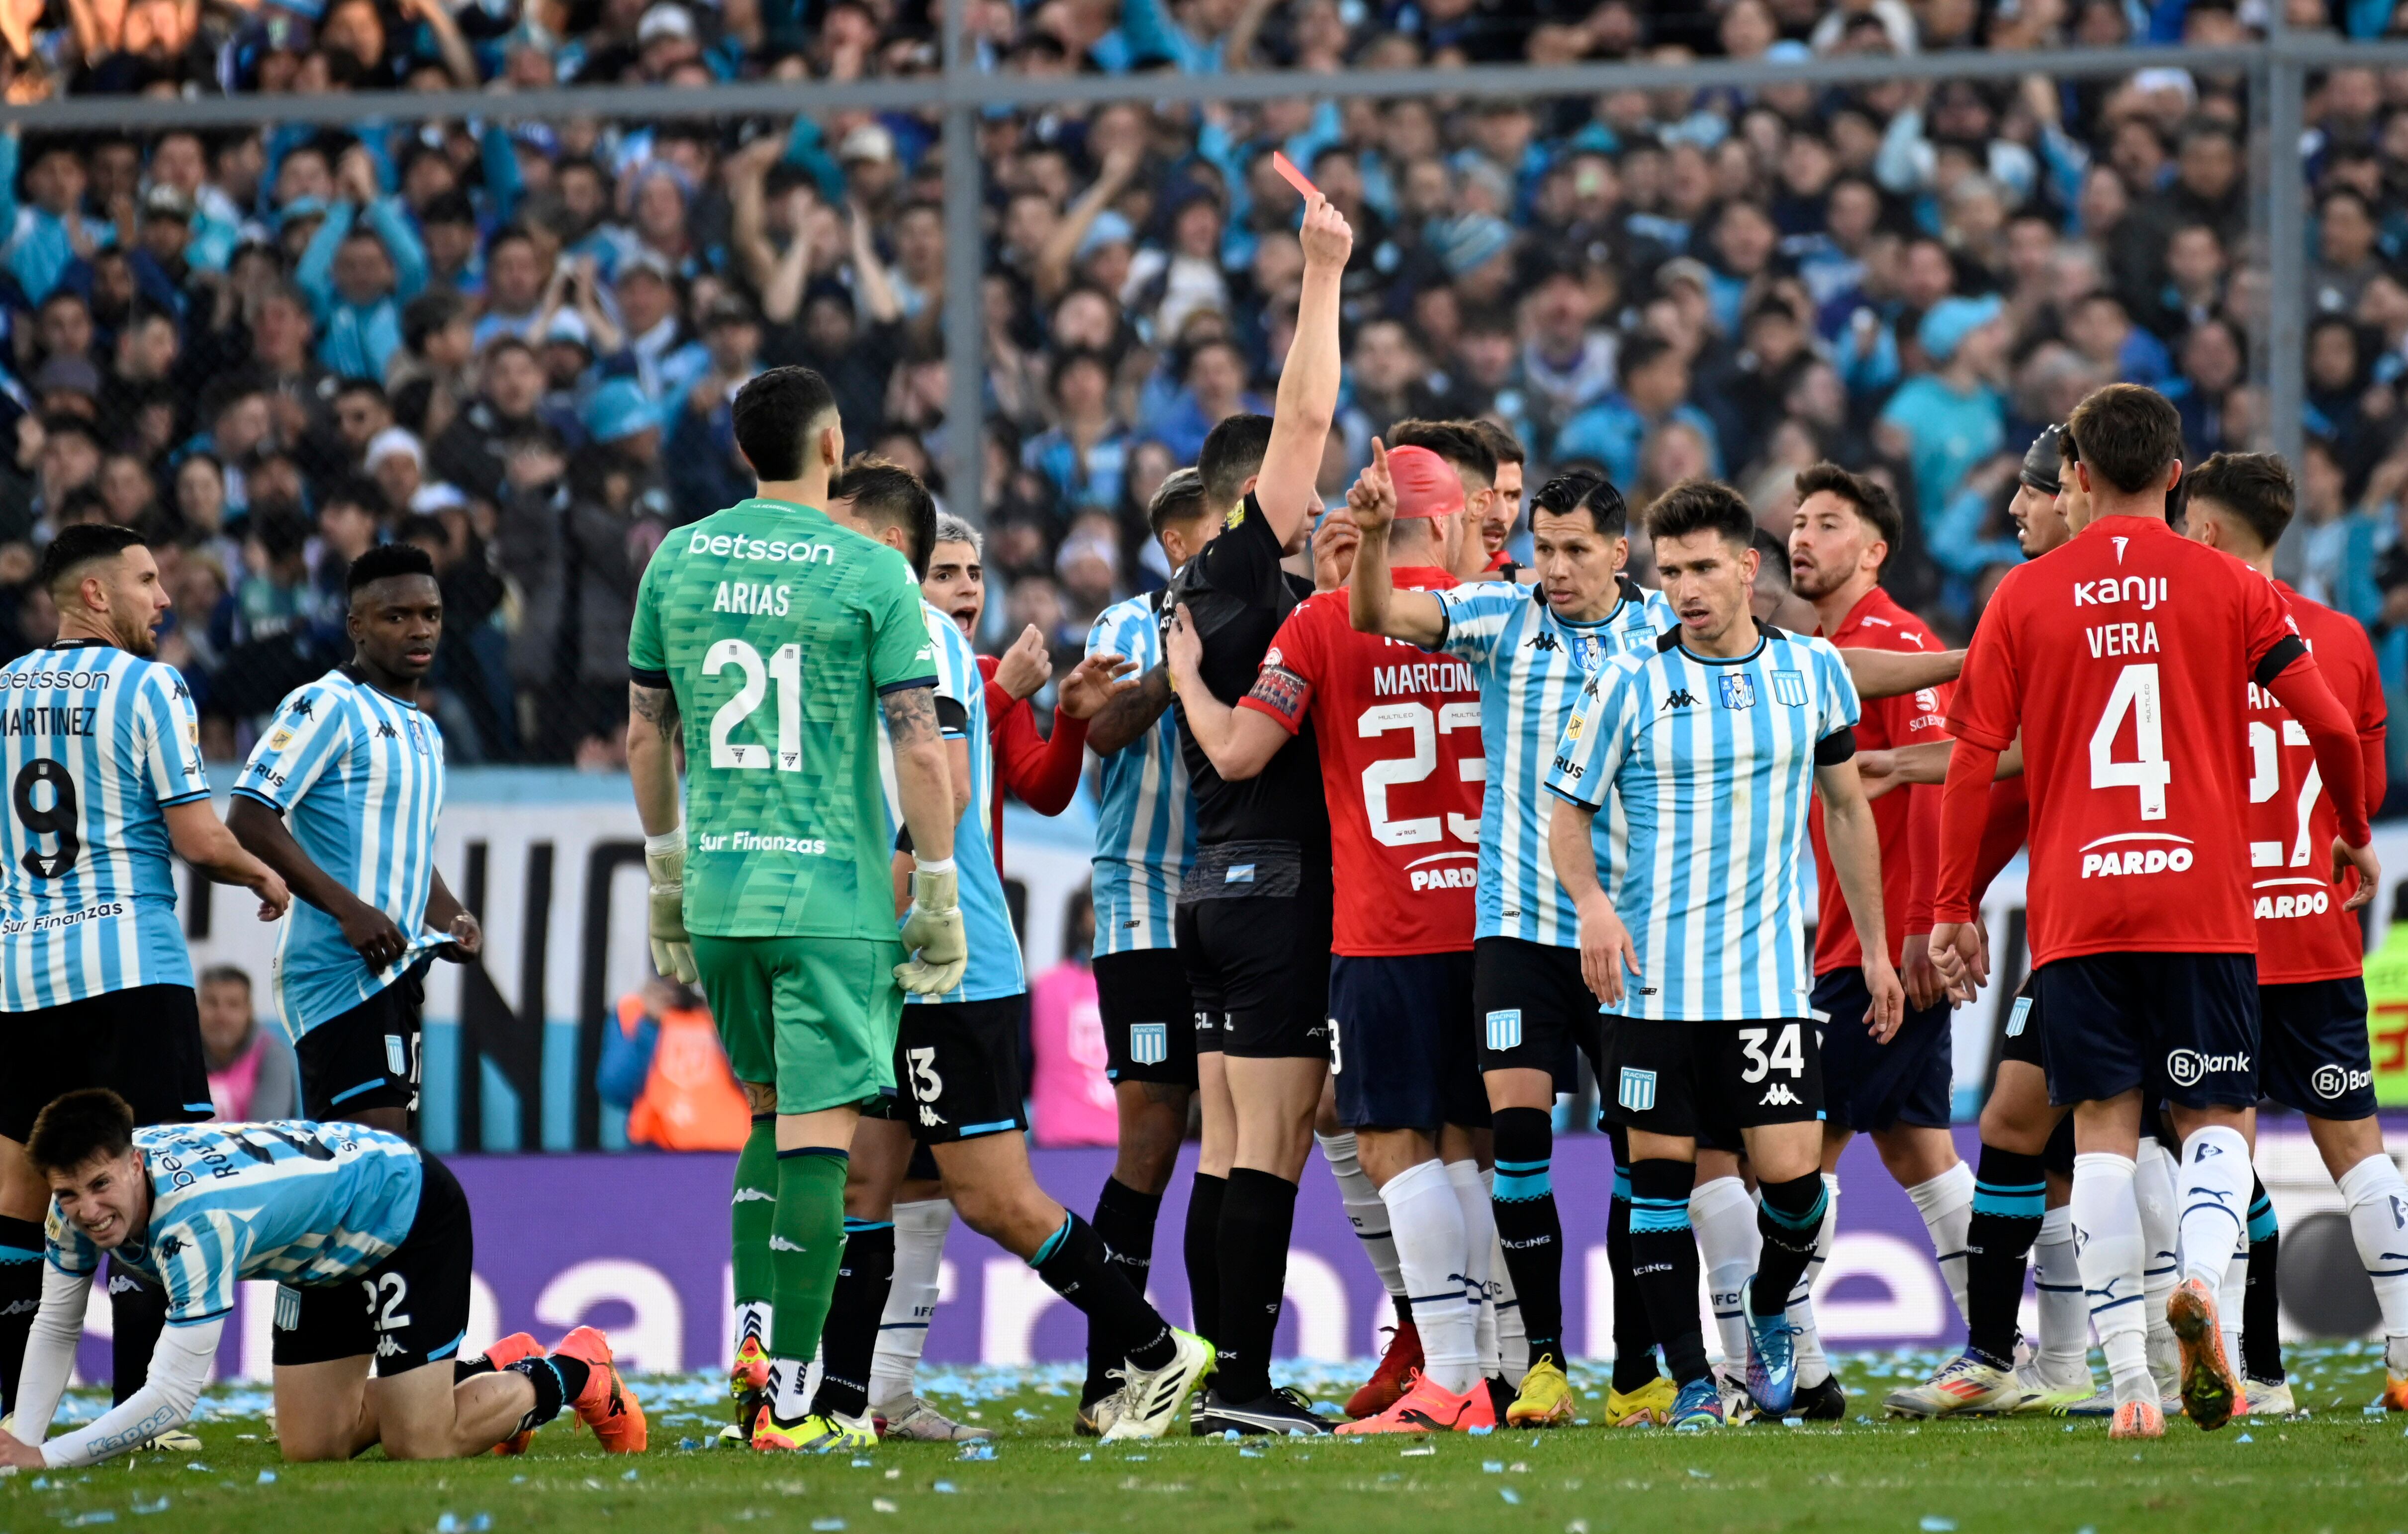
[0,1089,641,1468]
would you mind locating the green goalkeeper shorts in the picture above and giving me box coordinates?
[691,934,904,1115]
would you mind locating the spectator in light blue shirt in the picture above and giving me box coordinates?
[1877,294,2008,530]
[0,133,114,305]
[1554,333,1723,488]
[296,189,428,382]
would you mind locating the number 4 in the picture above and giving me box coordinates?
[2090,663,2171,820]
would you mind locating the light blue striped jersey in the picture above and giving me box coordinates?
[0,643,209,1010]
[1433,576,1675,946]
[1544,623,1859,1021]
[233,671,449,1040]
[1085,592,1194,956]
[883,603,1023,1004]
[46,1120,423,1327]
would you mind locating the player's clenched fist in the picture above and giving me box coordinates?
[1299,197,1352,270]
[646,830,698,983]
[895,859,967,995]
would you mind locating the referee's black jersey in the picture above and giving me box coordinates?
[1168,490,1331,852]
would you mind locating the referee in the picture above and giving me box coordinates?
[1164,195,1353,1437]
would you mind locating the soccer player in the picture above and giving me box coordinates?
[2178,451,2408,1413]
[1172,442,1493,1435]
[1161,196,1353,1437]
[1928,384,2379,1438]
[1351,463,1675,1427]
[624,367,971,1454]
[227,543,483,1135]
[0,1088,639,1468]
[1546,479,1901,1429]
[0,524,290,1431]
[792,455,1210,1449]
[1071,467,1216,1434]
[1464,419,1526,579]
[1786,463,1973,1406]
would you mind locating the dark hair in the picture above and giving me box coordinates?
[198,963,252,991]
[26,1087,136,1176]
[1469,418,1524,468]
[832,454,936,577]
[322,476,390,521]
[346,540,436,594]
[1529,470,1628,537]
[731,367,839,482]
[1198,412,1275,511]
[1793,461,1903,572]
[1618,333,1676,377]
[1047,346,1112,398]
[334,377,387,405]
[2185,451,2294,552]
[1645,478,1755,548]
[37,523,146,595]
[403,289,466,352]
[1146,466,1208,537]
[2066,383,2185,495]
[1389,419,1497,487]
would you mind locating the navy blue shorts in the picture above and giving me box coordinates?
[1329,952,1486,1132]
[2258,976,2377,1118]
[1812,968,1953,1133]
[2035,952,2260,1109]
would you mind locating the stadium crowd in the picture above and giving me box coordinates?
[0,0,2398,777]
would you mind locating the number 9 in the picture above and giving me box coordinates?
[14,758,80,879]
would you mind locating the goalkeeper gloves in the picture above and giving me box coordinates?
[646,829,699,983]
[895,858,966,996]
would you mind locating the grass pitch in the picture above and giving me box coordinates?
[7,1346,2407,1534]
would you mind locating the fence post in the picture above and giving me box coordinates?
[2267,36,2308,488]
[940,0,986,524]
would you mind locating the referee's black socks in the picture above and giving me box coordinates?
[1084,1178,1164,1408]
[0,1215,42,1415]
[1963,1145,2046,1368]
[1033,1212,1177,1371]
[1184,1172,1226,1353]
[1216,1168,1298,1401]
[1750,1171,1829,1318]
[1626,1159,1710,1386]
[1488,1108,1565,1366]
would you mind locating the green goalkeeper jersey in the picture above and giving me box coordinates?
[629,496,938,939]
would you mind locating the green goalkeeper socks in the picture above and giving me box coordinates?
[731,1114,779,1348]
[768,1146,851,1367]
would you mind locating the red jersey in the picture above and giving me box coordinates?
[1808,585,1952,969]
[975,654,1089,872]
[1945,515,2304,964]
[1240,567,1481,955]
[2246,582,2387,983]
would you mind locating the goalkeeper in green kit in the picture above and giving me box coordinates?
[624,367,966,1450]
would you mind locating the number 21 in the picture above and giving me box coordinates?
[706,640,804,772]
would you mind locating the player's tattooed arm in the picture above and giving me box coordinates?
[885,684,959,865]
[626,681,684,838]
[1085,663,1174,756]
[1843,646,1965,700]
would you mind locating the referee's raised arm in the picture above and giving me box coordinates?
[1252,197,1352,544]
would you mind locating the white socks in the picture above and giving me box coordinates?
[1905,1162,1976,1329]
[734,1299,772,1359]
[2033,1204,2091,1385]
[1446,1159,1499,1378]
[2134,1137,2180,1391]
[1383,1158,1477,1394]
[2337,1152,2408,1359]
[2071,1151,2152,1403]
[2175,1125,2252,1291]
[1786,1172,1839,1389]
[869,1198,953,1409]
[1321,1132,1408,1309]
[1690,1174,1759,1367]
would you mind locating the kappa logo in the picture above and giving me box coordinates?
[1524,631,1563,652]
[377,721,398,739]
[2166,1049,2250,1087]
[732,1187,775,1203]
[1661,689,1700,712]
[769,1234,807,1252]
[1617,1067,1658,1113]
[1130,1022,1169,1066]
[0,1298,34,1316]
[1759,1083,1802,1107]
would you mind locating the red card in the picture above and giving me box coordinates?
[1271,150,1319,202]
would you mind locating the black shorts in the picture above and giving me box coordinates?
[1330,952,1486,1132]
[273,1152,473,1377]
[1094,948,1198,1088]
[1472,937,1600,1090]
[884,994,1028,1145]
[1601,1015,1824,1142]
[1998,973,2045,1070]
[1177,841,1332,1061]
[294,964,429,1121]
[0,983,210,1143]
[2258,976,2377,1118]
[2036,952,2260,1109]
[1812,969,1952,1133]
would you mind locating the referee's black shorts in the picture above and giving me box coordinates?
[0,982,211,1142]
